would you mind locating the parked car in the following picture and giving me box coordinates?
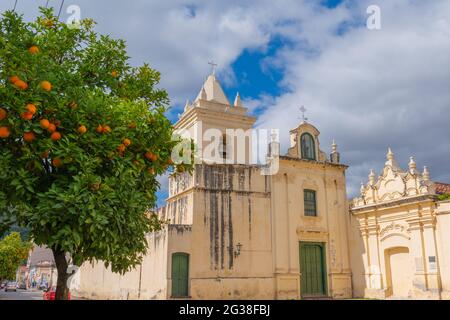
[43,287,71,300]
[38,283,48,291]
[17,282,27,290]
[5,281,17,292]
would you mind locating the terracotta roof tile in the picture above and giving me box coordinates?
[435,182,450,195]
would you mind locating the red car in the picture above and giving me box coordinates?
[43,287,71,300]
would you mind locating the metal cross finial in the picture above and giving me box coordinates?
[208,61,218,75]
[299,105,308,123]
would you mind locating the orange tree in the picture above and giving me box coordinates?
[0,9,191,299]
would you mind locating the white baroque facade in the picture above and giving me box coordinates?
[349,149,450,299]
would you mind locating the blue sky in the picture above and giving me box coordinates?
[322,0,344,9]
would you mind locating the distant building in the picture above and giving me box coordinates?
[24,245,57,289]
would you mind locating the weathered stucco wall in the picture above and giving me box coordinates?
[72,228,169,300]
[184,164,274,299]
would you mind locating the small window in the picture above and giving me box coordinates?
[301,133,316,160]
[304,190,317,217]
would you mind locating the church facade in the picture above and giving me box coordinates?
[349,150,450,299]
[70,74,450,300]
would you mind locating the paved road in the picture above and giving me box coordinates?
[0,289,43,300]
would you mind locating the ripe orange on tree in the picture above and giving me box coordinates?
[102,125,111,133]
[145,151,157,162]
[21,112,33,120]
[40,119,50,129]
[144,151,153,160]
[77,125,87,134]
[0,126,10,138]
[117,144,126,153]
[47,123,57,133]
[122,138,131,147]
[51,131,62,141]
[14,80,28,90]
[0,108,7,120]
[40,150,50,158]
[23,131,36,142]
[9,75,20,84]
[52,158,62,168]
[26,103,37,114]
[40,81,52,92]
[111,70,118,78]
[28,46,39,54]
[96,125,103,133]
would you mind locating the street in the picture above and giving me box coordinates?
[0,289,43,300]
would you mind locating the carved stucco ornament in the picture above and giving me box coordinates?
[352,149,436,208]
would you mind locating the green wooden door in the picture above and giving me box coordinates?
[171,253,189,297]
[299,242,327,297]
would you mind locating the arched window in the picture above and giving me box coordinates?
[301,133,316,160]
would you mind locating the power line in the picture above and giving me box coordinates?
[57,0,65,19]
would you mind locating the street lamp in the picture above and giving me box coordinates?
[234,242,243,258]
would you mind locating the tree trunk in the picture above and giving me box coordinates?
[53,249,69,300]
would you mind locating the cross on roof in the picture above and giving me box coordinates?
[299,106,308,123]
[208,61,218,75]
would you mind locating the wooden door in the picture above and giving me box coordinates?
[300,242,327,297]
[171,253,189,297]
